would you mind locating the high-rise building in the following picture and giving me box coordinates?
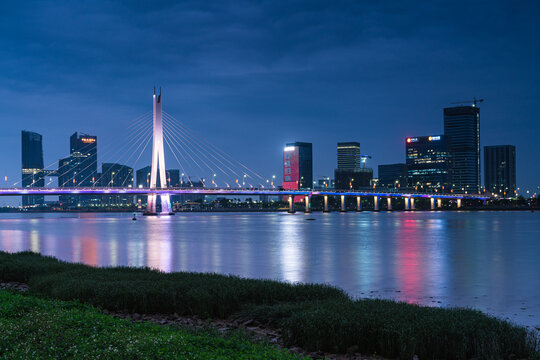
[21,131,45,206]
[337,142,361,171]
[378,163,408,188]
[406,135,451,190]
[334,142,372,190]
[484,145,516,197]
[101,163,134,206]
[283,142,313,190]
[69,132,98,187]
[444,105,481,192]
[58,132,99,207]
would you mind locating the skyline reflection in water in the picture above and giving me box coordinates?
[0,211,538,327]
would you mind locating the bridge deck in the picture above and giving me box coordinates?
[1,188,489,199]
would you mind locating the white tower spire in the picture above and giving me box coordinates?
[145,88,173,215]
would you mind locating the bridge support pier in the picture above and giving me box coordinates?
[288,195,295,213]
[387,197,392,211]
[323,195,330,212]
[437,198,442,209]
[411,198,415,210]
[340,195,346,212]
[356,196,362,212]
[373,196,379,211]
[457,198,462,208]
[430,198,435,210]
[404,197,410,211]
[145,89,173,216]
[304,195,311,213]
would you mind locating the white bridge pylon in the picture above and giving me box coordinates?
[145,88,173,215]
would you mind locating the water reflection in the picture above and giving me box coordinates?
[0,211,538,327]
[279,216,304,283]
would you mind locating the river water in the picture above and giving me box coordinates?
[0,211,538,328]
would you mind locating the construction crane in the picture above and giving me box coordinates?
[360,155,371,169]
[450,97,484,107]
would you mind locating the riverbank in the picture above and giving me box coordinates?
[0,251,537,359]
[0,290,305,359]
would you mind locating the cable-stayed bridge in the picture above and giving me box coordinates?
[6,90,489,215]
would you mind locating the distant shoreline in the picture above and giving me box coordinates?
[0,207,537,214]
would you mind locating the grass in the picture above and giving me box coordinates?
[0,291,304,360]
[1,251,538,359]
[0,251,346,317]
[240,300,538,359]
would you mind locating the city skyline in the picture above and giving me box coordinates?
[1,2,540,200]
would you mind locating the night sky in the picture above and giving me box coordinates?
[1,1,540,203]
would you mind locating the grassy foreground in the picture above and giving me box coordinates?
[1,251,538,359]
[0,291,304,359]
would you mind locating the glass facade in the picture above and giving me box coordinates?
[378,163,408,188]
[444,105,481,192]
[21,130,45,206]
[58,132,99,207]
[484,145,516,197]
[337,142,360,171]
[406,135,451,190]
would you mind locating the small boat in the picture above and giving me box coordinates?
[305,218,316,221]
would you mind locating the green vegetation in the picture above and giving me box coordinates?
[1,251,538,359]
[0,291,303,359]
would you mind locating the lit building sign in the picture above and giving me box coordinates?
[428,136,441,141]
[283,146,295,152]
[407,138,418,143]
[81,138,96,144]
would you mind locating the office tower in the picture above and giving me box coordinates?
[406,135,451,190]
[334,142,372,190]
[69,132,98,187]
[283,142,313,190]
[58,132,99,207]
[21,131,45,206]
[484,145,516,197]
[101,163,134,206]
[444,105,481,192]
[378,163,408,188]
[337,142,361,171]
